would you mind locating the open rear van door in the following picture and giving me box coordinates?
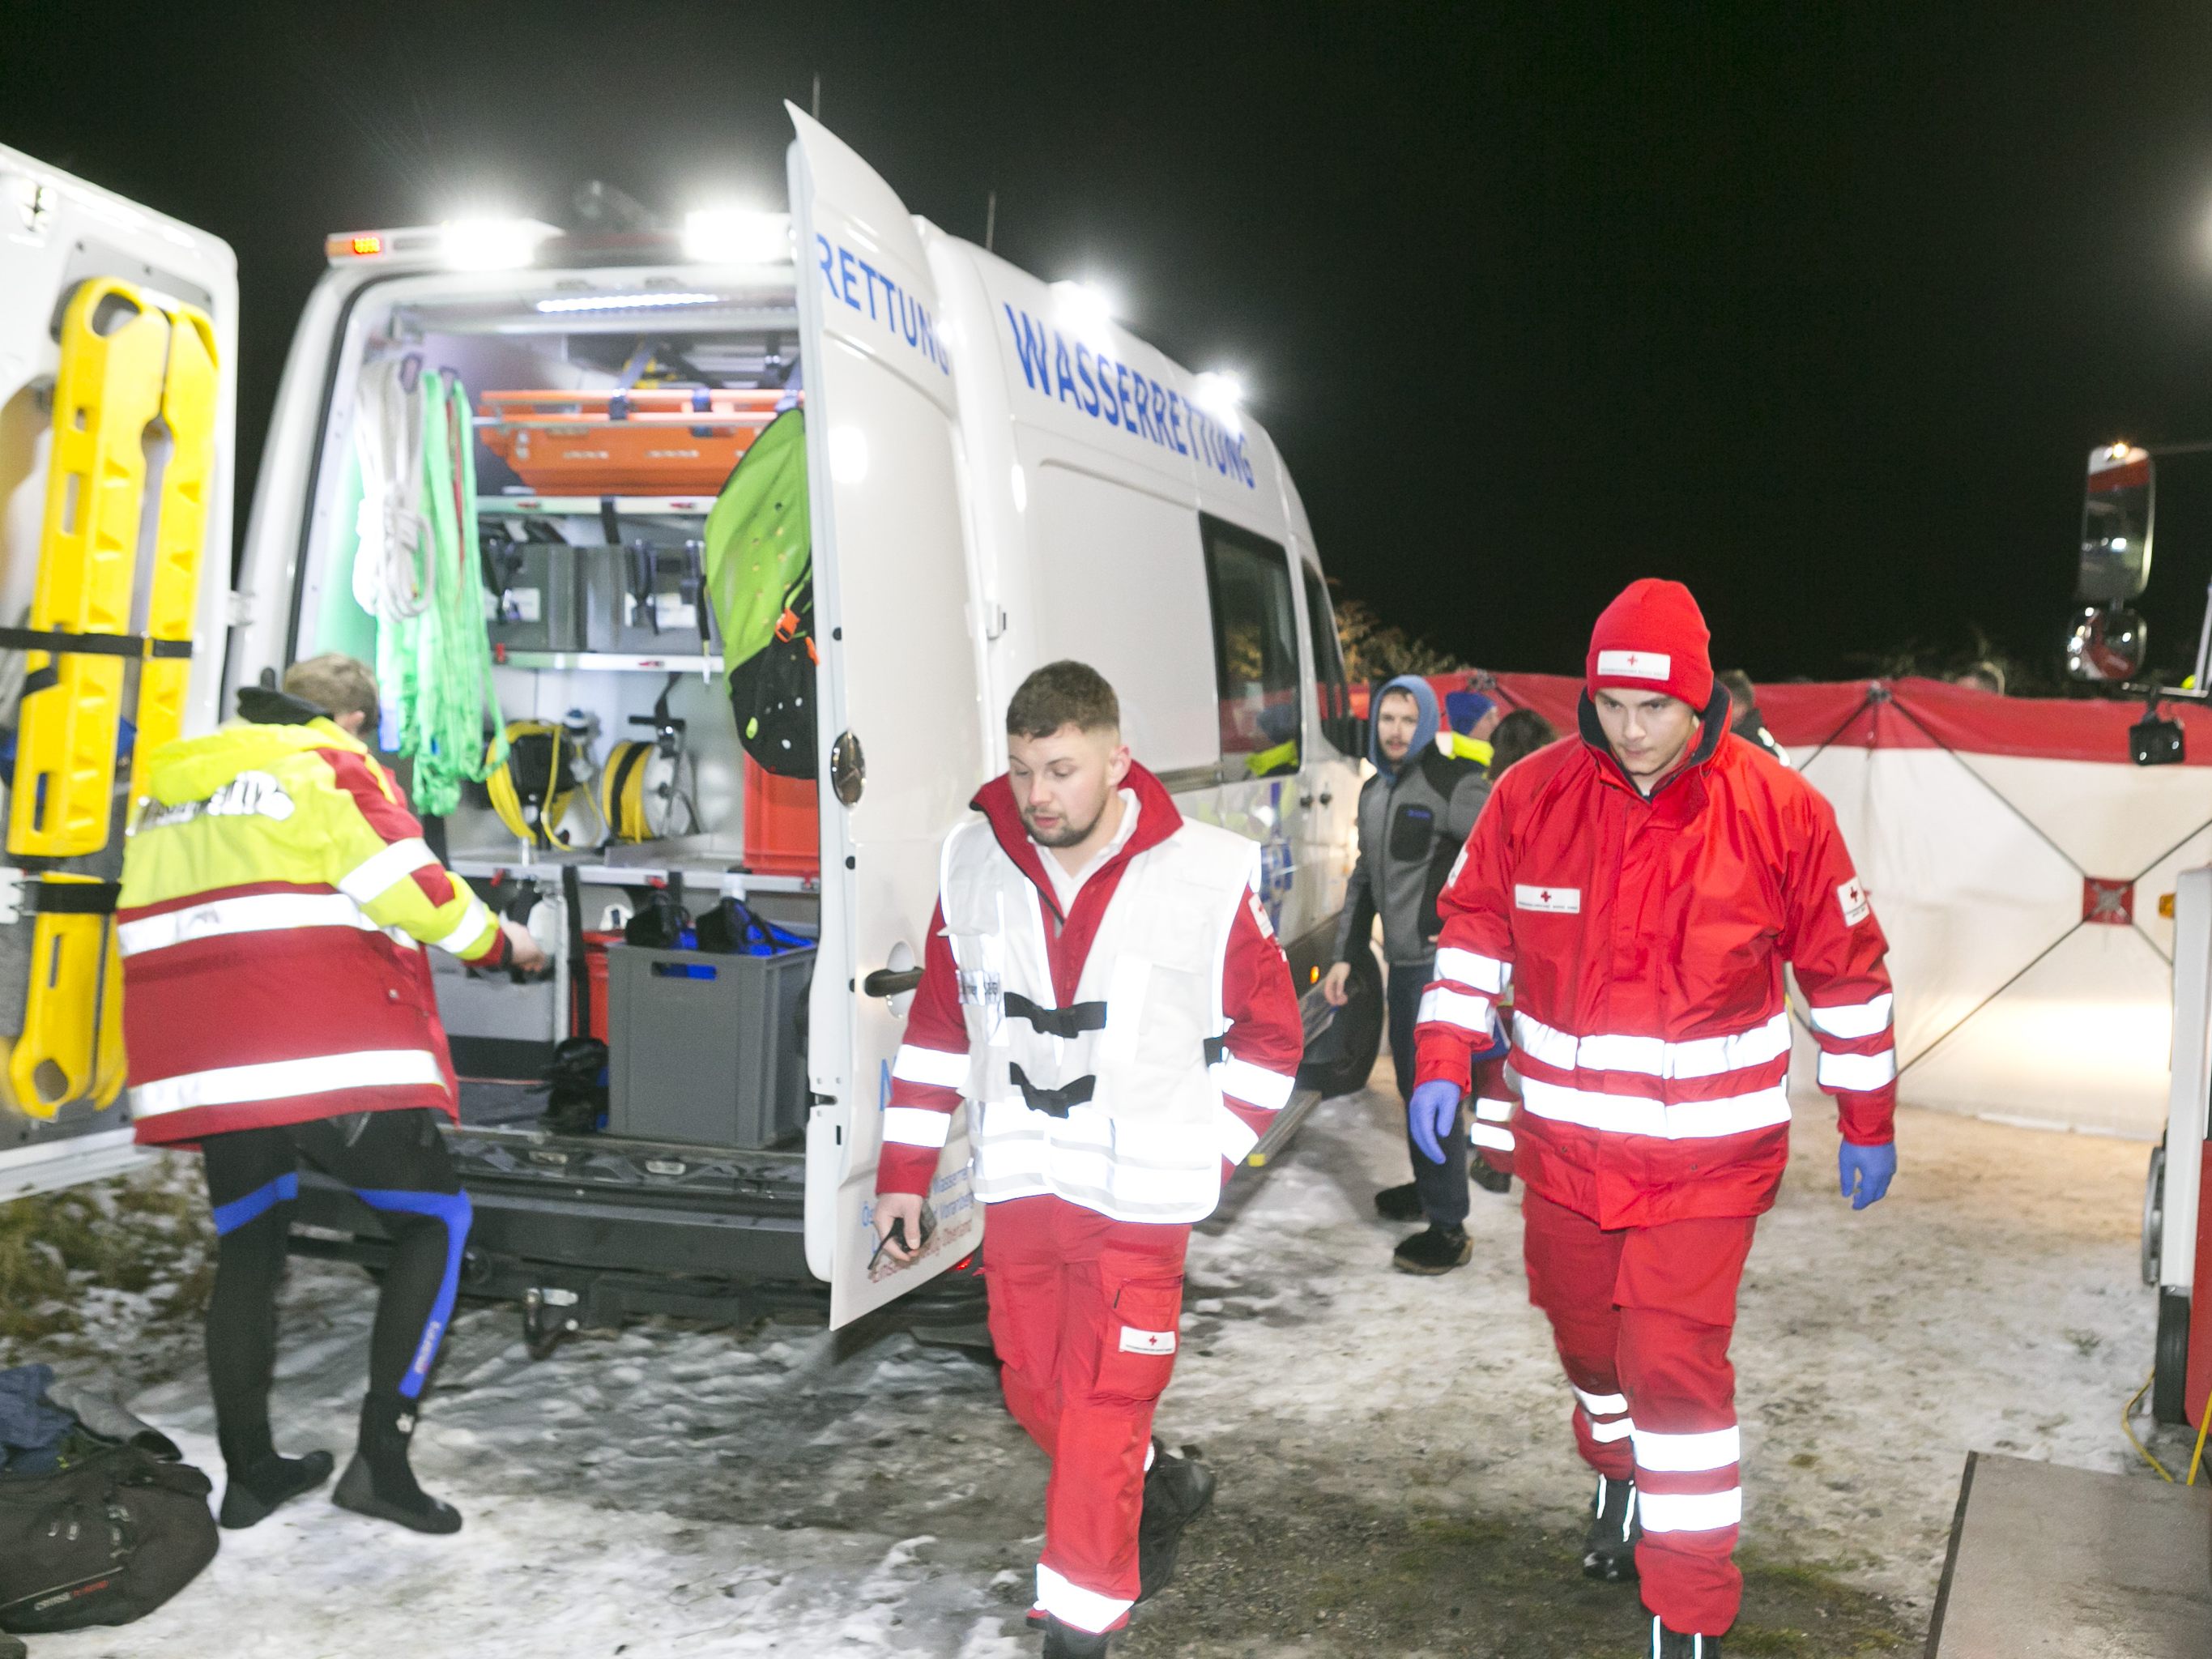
[786,109,991,1326]
[0,146,236,1201]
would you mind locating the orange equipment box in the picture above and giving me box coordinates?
[478,389,786,494]
[744,758,819,878]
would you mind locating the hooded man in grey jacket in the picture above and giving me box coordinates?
[1322,674,1506,1273]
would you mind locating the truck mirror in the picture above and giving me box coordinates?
[2079,444,2153,603]
[2066,603,2147,683]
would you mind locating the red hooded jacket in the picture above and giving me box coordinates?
[1414,691,1896,1228]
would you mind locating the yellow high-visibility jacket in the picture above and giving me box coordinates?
[117,714,507,1144]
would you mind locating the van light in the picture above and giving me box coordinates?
[1051,279,1117,344]
[533,291,725,314]
[1193,370,1245,433]
[324,232,383,258]
[684,207,791,264]
[442,217,557,271]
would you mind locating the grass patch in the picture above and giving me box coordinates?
[0,1158,215,1348]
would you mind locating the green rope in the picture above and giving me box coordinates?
[377,373,505,814]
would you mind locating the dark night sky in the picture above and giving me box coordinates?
[11,4,2212,684]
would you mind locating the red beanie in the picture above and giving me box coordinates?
[1585,578,1714,710]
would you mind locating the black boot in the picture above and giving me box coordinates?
[1583,1473,1641,1582]
[1041,1615,1112,1657]
[219,1448,336,1529]
[1470,1158,1514,1195]
[1374,1182,1424,1221]
[1650,1615,1722,1657]
[333,1392,462,1533]
[1392,1222,1472,1274]
[1137,1439,1217,1600]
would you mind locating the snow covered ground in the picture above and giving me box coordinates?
[17,1078,2171,1658]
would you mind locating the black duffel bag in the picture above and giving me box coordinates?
[0,1439,217,1633]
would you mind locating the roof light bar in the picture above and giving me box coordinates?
[683,208,791,264]
[441,217,559,271]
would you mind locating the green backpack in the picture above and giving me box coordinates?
[702,407,816,777]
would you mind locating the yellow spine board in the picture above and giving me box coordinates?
[8,281,170,859]
[12,876,112,1115]
[126,303,218,800]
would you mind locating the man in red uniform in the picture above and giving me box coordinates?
[1410,581,1898,1658]
[872,661,1302,1657]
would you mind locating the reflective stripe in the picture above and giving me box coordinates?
[1632,1426,1741,1473]
[1515,1009,1791,1081]
[1473,1096,1515,1123]
[1216,1102,1261,1165]
[336,837,437,903]
[117,892,378,956]
[1434,946,1511,994]
[1469,1122,1515,1153]
[1806,993,1893,1040]
[882,1107,953,1149]
[1588,1415,1635,1444]
[892,1043,970,1090]
[1418,986,1492,1031]
[432,897,492,955]
[1575,1386,1629,1417]
[1638,1487,1742,1533]
[1035,1563,1132,1635]
[1818,1047,1898,1091]
[1520,1077,1792,1141]
[130,1048,448,1118]
[1217,1053,1294,1111]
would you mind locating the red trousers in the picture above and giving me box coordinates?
[984,1193,1190,1634]
[1522,1188,1758,1637]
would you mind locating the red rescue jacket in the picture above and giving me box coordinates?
[1414,691,1896,1227]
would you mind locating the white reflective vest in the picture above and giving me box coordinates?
[940,813,1261,1223]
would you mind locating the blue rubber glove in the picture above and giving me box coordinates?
[1838,1141,1897,1209]
[1409,1081,1463,1165]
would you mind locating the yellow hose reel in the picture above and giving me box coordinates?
[485,720,582,846]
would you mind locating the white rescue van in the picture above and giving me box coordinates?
[0,111,1384,1333]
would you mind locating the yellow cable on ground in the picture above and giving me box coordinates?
[2187,1387,2211,1486]
[2122,1371,2176,1482]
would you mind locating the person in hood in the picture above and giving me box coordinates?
[117,654,544,1537]
[1411,581,1898,1657]
[871,661,1302,1659]
[1322,675,1507,1273]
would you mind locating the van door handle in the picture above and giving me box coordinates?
[863,967,925,998]
[1318,788,1333,806]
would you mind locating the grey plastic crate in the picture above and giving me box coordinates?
[605,942,814,1149]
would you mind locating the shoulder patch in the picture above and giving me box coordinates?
[1838,877,1871,928]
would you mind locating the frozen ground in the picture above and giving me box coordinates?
[14,1077,2174,1659]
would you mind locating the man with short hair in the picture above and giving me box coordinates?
[120,653,544,1535]
[1411,581,1899,1657]
[872,660,1302,1657]
[1323,674,1503,1273]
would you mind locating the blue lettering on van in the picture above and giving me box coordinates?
[998,304,1253,485]
[813,232,953,376]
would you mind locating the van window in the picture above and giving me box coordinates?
[1302,565,1358,756]
[1200,515,1301,777]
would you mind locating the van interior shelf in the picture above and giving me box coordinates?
[492,650,722,674]
[446,854,816,893]
[479,495,716,518]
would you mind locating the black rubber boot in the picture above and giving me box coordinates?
[1137,1439,1217,1601]
[1041,1615,1112,1657]
[333,1392,462,1534]
[1470,1158,1514,1195]
[219,1448,335,1529]
[1650,1614,1723,1657]
[1583,1473,1642,1582]
[1392,1222,1472,1274]
[1374,1182,1424,1221]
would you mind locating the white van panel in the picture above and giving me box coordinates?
[787,109,990,1325]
